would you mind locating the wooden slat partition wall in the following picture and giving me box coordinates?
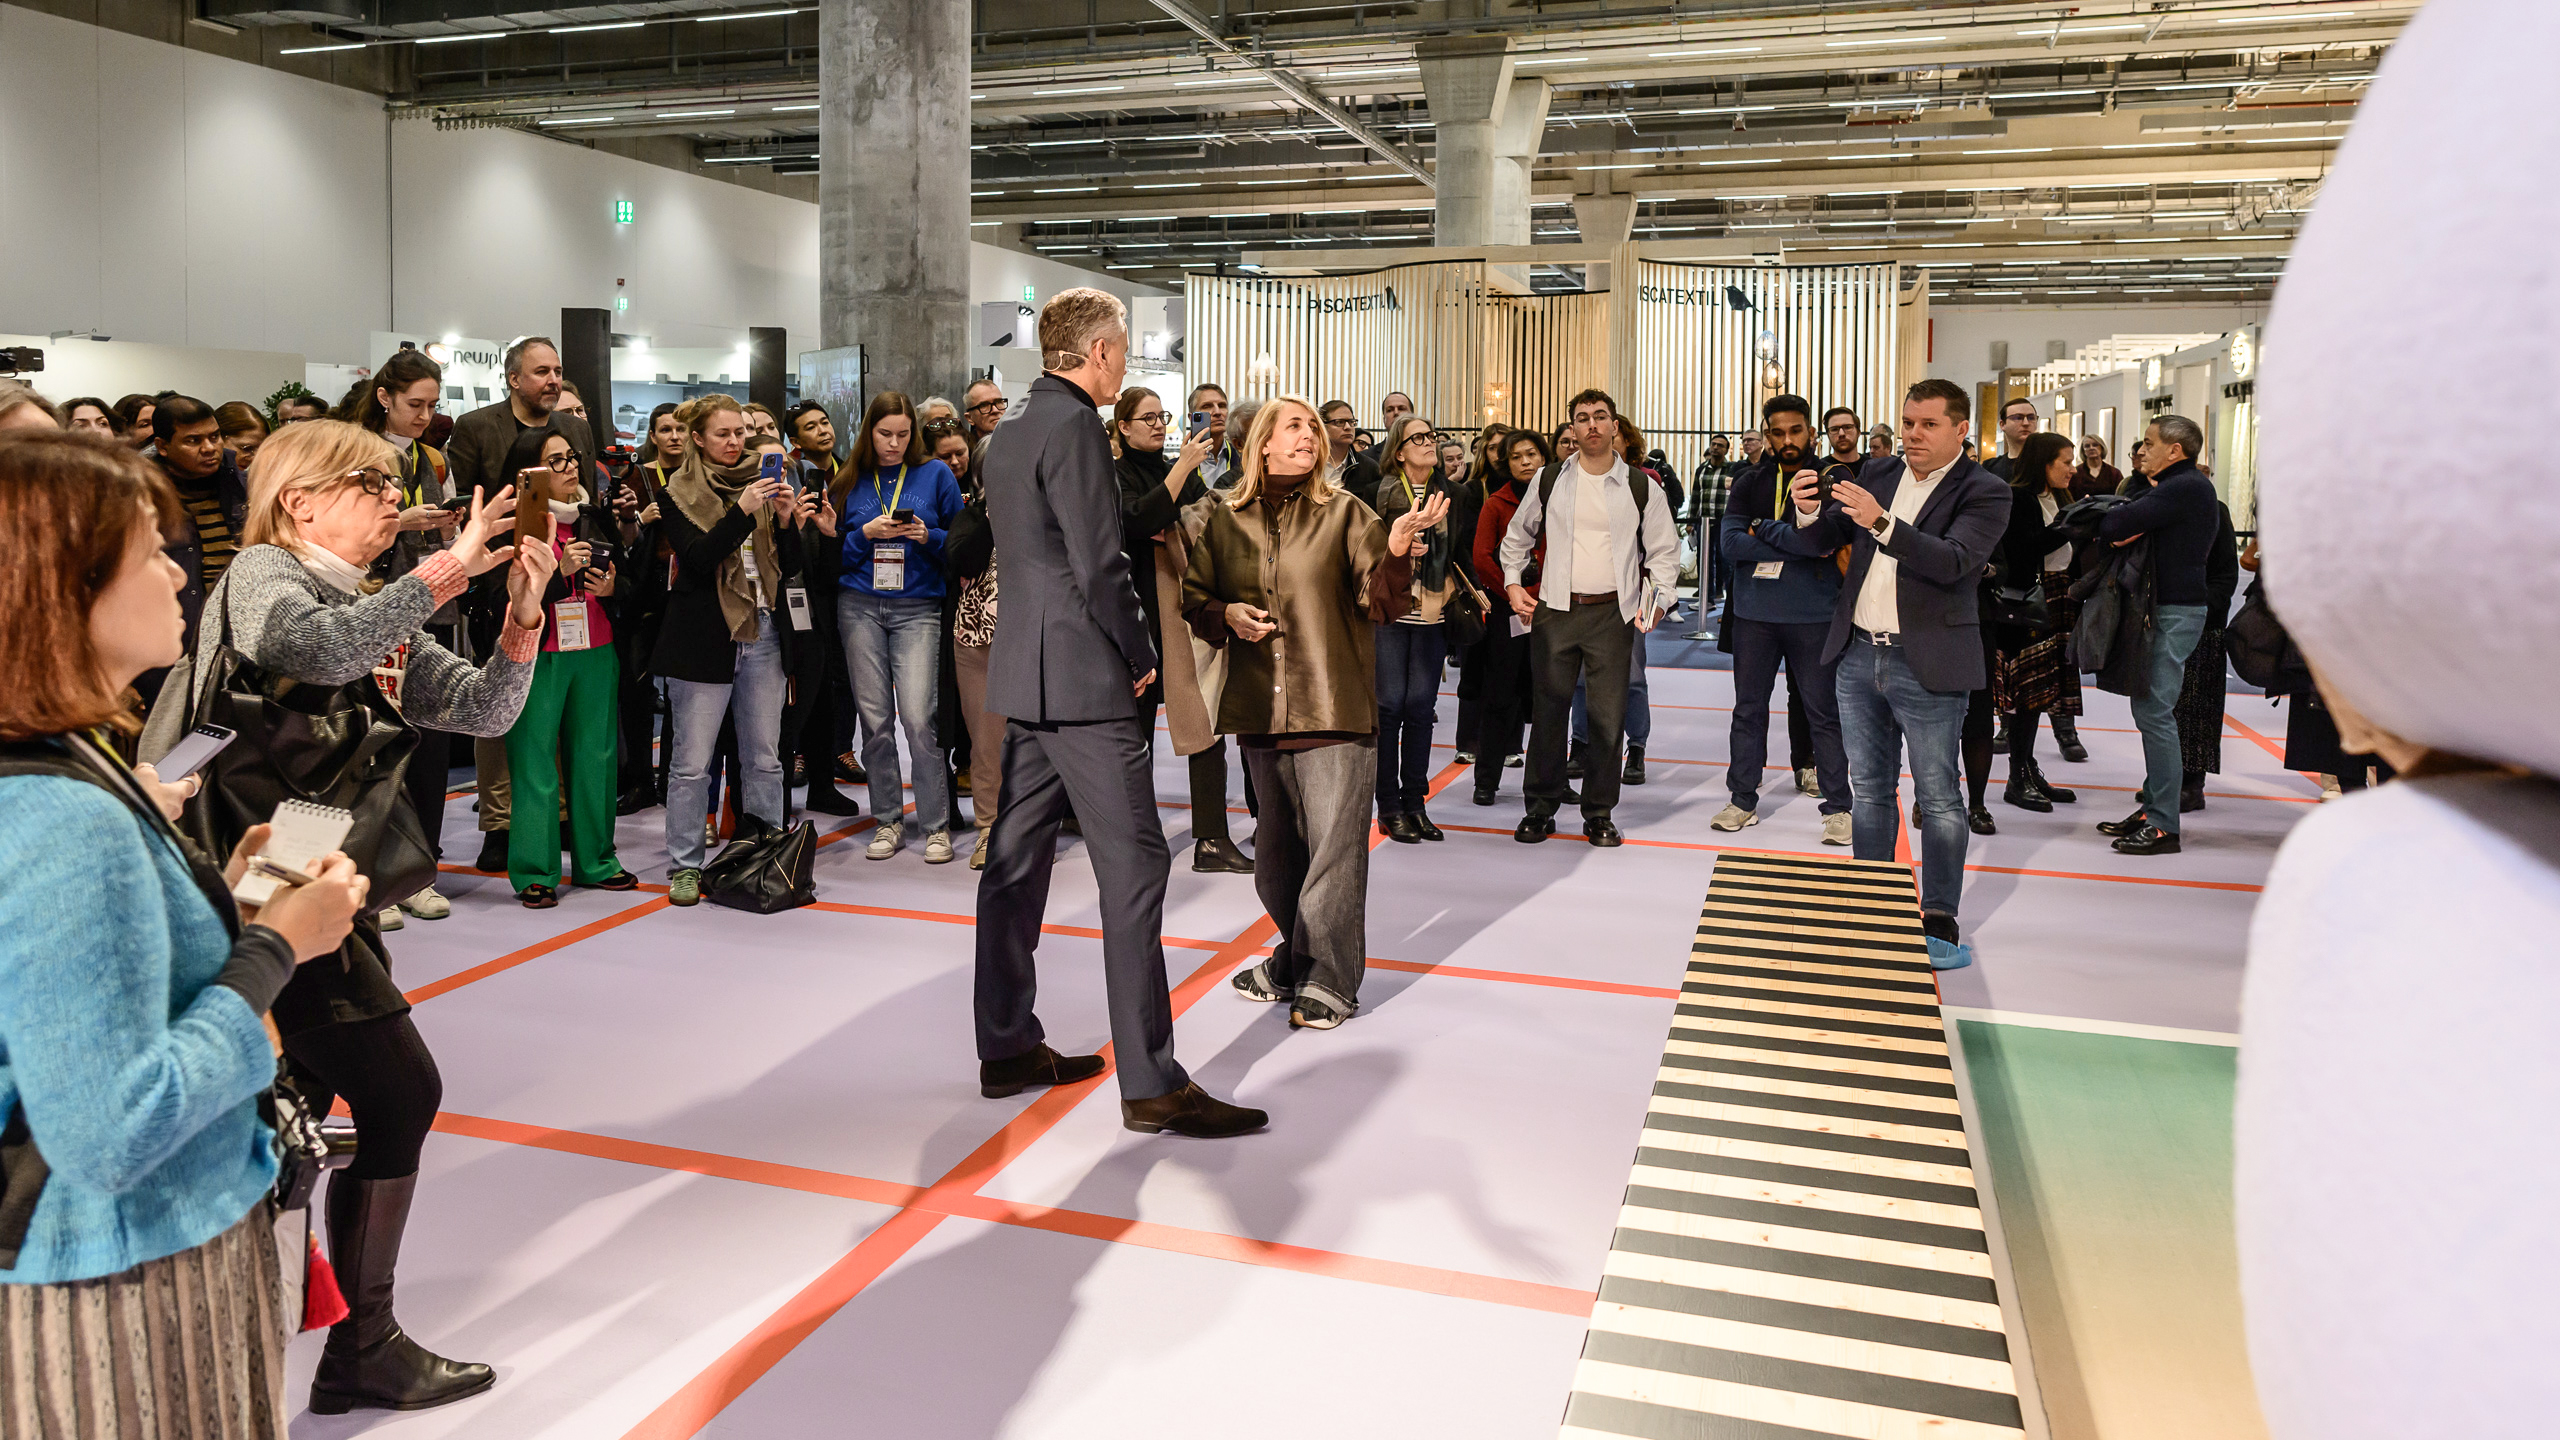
[1491,291,1614,437]
[1183,263,1482,431]
[1629,261,1902,456]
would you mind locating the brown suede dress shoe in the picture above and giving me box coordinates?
[979,1044,1107,1099]
[1121,1082,1268,1138]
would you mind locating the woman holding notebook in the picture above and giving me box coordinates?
[0,430,370,1438]
[138,416,556,1416]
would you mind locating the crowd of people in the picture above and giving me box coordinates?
[0,291,2280,1435]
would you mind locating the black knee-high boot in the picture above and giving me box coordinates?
[311,1173,496,1414]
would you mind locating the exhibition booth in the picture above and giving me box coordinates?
[2030,325,2265,524]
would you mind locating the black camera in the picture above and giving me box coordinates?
[0,347,41,376]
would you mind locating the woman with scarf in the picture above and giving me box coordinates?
[1370,413,1470,843]
[1184,397,1442,1031]
[495,425,637,906]
[1114,386,1251,874]
[139,418,555,1415]
[650,393,808,903]
[1468,429,1549,804]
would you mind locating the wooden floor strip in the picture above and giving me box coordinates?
[1564,853,2027,1439]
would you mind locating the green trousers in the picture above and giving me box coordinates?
[506,644,623,891]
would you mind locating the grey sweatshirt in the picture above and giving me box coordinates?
[140,544,535,761]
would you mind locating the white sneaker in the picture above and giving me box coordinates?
[1796,767,1821,798]
[1821,812,1853,846]
[398,886,451,920]
[1710,803,1759,832]
[923,830,954,865]
[376,905,405,932]
[867,822,904,860]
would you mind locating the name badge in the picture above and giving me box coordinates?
[553,598,593,652]
[1753,560,1784,580]
[738,543,760,585]
[783,585,813,631]
[872,543,906,593]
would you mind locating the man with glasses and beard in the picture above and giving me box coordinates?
[1714,394,1853,844]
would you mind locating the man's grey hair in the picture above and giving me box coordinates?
[2152,414,2205,464]
[503,335,559,378]
[1038,288,1127,372]
[1228,396,1264,445]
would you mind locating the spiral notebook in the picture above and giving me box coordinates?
[232,800,354,906]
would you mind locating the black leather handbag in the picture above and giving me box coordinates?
[1991,578,2055,632]
[703,814,817,913]
[177,589,437,909]
[1442,574,1489,649]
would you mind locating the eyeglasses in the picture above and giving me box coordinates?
[965,399,1006,415]
[340,467,400,499]
[543,453,578,472]
[1324,415,1357,429]
[1128,411,1167,427]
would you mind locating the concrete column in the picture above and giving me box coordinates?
[1575,181,1637,291]
[820,0,971,406]
[1418,37,1549,248]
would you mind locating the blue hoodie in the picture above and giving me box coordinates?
[1720,456,1844,626]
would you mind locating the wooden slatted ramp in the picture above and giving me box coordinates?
[1560,852,2029,1440]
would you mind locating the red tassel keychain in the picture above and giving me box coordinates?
[302,1228,349,1332]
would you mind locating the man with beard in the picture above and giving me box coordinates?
[1713,394,1851,843]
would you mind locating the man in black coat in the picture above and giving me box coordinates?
[973,287,1265,1139]
[1318,399,1383,509]
[1755,379,2012,964]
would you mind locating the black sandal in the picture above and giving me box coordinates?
[517,885,558,909]
[591,871,639,892]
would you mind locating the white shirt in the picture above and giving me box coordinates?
[1806,454,1955,635]
[1322,451,1348,490]
[1568,453,1619,594]
[2039,490,2072,572]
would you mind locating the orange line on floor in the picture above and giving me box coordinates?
[1363,956,1678,1000]
[2222,712,2296,768]
[1429,822,2261,892]
[433,1109,1592,1320]
[402,896,671,1005]
[620,762,1473,1439]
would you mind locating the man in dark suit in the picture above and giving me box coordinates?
[1317,399,1383,509]
[1755,378,2011,967]
[973,287,1266,1139]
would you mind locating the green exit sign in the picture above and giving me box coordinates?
[613,200,635,224]
[1022,284,1035,305]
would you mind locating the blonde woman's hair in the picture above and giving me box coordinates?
[676,392,745,441]
[239,418,398,549]
[1227,395,1337,510]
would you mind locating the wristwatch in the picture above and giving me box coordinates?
[1869,515,1892,539]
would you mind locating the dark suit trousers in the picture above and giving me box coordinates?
[1524,600,1634,820]
[974,716,1187,1101]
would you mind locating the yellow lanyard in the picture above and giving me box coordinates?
[871,464,909,517]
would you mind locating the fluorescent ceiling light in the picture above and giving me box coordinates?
[2017,240,2084,246]
[971,190,1001,196]
[1728,222,1795,229]
[1649,46,1764,57]
[414,33,488,45]
[1948,185,2025,192]
[703,156,774,164]
[772,103,818,112]
[2217,8,2353,18]
[698,7,797,19]
[1174,75,1263,87]
[1833,189,1904,196]
[1323,65,1418,78]
[1674,105,1779,115]
[2123,287,2175,292]
[657,109,735,118]
[1121,216,1176,221]
[1920,242,1986,249]
[1576,164,1655,171]
[1991,88,2102,99]
[1033,186,1099,193]
[2102,142,2198,151]
[538,116,618,126]
[1825,35,1945,47]
[1517,56,1588,65]
[1964,147,2055,155]
[280,41,365,53]
[2045,289,2101,294]
[1131,182,1204,189]
[1035,245,1090,251]
[970,94,985,100]
[970,220,998,226]
[1113,243,1170,249]
[550,21,643,32]
[1106,264,1158,270]
[1702,158,1783,166]
[1034,84,1125,96]
[2015,23,2145,34]
[2243,134,2341,143]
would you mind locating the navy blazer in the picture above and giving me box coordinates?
[1753,454,2013,694]
[979,372,1158,723]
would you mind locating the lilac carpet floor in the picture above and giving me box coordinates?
[278,646,2307,1438]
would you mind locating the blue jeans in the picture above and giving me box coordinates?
[2133,605,2208,835]
[664,618,787,871]
[1835,635,1970,918]
[1572,634,1651,747]
[1728,618,1848,814]
[1374,621,1447,813]
[838,591,949,833]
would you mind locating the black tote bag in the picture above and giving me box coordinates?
[178,589,437,909]
[703,815,817,914]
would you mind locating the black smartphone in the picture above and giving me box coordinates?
[891,508,918,525]
[156,723,236,781]
[583,540,618,570]
[441,493,474,514]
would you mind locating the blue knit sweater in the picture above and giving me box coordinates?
[0,774,280,1285]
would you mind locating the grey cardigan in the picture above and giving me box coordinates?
[140,544,536,761]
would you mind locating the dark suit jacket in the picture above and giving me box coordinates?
[442,401,597,502]
[1756,454,2012,694]
[981,372,1157,723]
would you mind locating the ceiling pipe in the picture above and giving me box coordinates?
[1143,0,1434,188]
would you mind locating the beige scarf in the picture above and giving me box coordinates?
[665,444,778,642]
